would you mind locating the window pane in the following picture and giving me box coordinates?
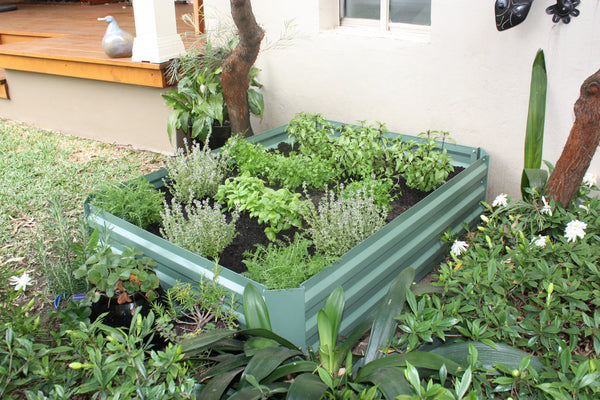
[390,0,431,25]
[344,0,380,20]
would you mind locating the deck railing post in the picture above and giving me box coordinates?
[131,0,185,63]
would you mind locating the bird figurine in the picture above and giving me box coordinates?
[97,16,135,58]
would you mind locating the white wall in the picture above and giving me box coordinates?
[204,0,600,199]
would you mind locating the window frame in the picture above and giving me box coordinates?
[339,0,431,31]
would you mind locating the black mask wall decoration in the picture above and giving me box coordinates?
[546,0,581,23]
[495,0,535,31]
[495,0,581,31]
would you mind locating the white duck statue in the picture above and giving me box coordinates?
[97,16,135,58]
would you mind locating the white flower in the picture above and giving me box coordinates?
[492,193,508,208]
[9,272,34,291]
[564,220,587,243]
[533,235,547,248]
[451,240,468,256]
[540,196,552,216]
[583,172,597,188]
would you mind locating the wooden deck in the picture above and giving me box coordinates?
[0,2,196,97]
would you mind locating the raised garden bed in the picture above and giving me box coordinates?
[85,123,489,349]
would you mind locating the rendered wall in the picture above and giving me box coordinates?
[0,70,175,154]
[205,0,600,198]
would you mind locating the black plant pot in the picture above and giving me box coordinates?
[90,292,153,328]
[176,122,231,152]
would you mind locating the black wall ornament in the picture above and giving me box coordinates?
[495,0,581,31]
[546,0,581,23]
[495,0,535,31]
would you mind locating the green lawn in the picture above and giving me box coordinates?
[0,119,167,307]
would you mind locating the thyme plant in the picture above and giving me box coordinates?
[160,198,239,260]
[165,141,230,204]
[302,185,387,257]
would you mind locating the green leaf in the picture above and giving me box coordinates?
[430,341,543,372]
[521,168,548,194]
[241,346,302,384]
[243,283,272,331]
[287,373,328,400]
[179,329,236,355]
[248,89,264,118]
[361,366,413,398]
[196,367,243,400]
[263,360,320,383]
[357,352,462,382]
[364,267,415,364]
[237,328,300,351]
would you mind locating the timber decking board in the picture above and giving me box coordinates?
[0,3,197,87]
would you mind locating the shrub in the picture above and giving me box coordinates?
[90,177,164,229]
[160,198,239,260]
[302,185,387,257]
[166,141,230,204]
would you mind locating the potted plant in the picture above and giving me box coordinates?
[74,233,161,327]
[85,114,489,348]
[162,41,264,149]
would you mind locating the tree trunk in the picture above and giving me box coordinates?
[545,69,600,206]
[221,0,264,137]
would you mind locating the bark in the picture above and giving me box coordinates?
[221,0,264,137]
[546,69,600,206]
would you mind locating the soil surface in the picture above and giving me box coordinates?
[147,157,464,275]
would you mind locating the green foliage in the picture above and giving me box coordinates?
[74,241,160,303]
[161,198,239,260]
[423,188,600,398]
[224,136,338,190]
[242,233,339,289]
[180,268,536,399]
[215,173,303,241]
[340,176,395,211]
[163,41,264,143]
[166,141,231,204]
[0,308,195,399]
[90,177,165,229]
[302,185,387,257]
[36,198,90,298]
[522,48,548,197]
[397,131,455,192]
[153,268,239,341]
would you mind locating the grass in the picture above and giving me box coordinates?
[0,119,167,310]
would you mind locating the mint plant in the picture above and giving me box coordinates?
[160,198,239,260]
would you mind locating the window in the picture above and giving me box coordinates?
[341,0,431,28]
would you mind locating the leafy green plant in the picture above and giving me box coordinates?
[166,140,231,204]
[397,131,455,192]
[215,173,303,241]
[340,176,395,210]
[161,198,239,260]
[521,48,548,197]
[163,41,264,143]
[90,177,165,229]
[73,236,160,304]
[242,233,339,289]
[302,185,387,257]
